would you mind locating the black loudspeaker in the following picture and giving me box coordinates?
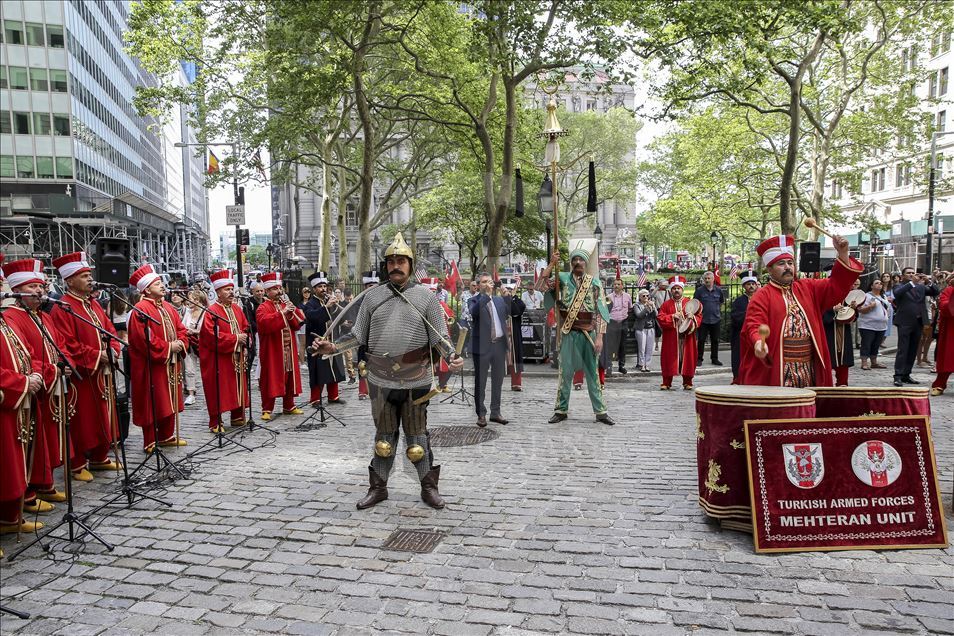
[799,241,821,273]
[95,238,131,286]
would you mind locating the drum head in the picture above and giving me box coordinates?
[844,289,867,306]
[695,384,816,403]
[677,318,693,334]
[683,298,702,315]
[835,305,856,323]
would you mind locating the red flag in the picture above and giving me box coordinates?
[445,260,461,295]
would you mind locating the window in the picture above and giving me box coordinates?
[9,66,28,90]
[32,113,51,135]
[16,156,34,178]
[931,30,951,57]
[901,44,917,73]
[47,24,63,48]
[939,110,947,133]
[13,112,31,134]
[25,23,44,46]
[830,180,843,199]
[55,156,73,178]
[870,167,886,192]
[895,163,912,187]
[49,69,67,92]
[52,114,69,135]
[929,73,938,98]
[29,68,48,91]
[0,156,13,178]
[0,66,6,89]
[4,20,24,45]
[35,156,54,178]
[940,67,949,97]
[0,111,9,134]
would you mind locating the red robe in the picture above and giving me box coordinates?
[127,297,188,429]
[658,297,702,379]
[51,293,122,457]
[438,300,454,375]
[199,301,250,418]
[738,257,863,387]
[256,299,304,401]
[936,286,953,374]
[0,317,31,513]
[2,307,63,488]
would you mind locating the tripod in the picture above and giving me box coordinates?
[8,309,113,560]
[440,367,473,405]
[185,300,252,454]
[295,393,345,431]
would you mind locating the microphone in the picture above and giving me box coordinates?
[38,296,70,307]
[92,281,119,290]
[0,292,39,299]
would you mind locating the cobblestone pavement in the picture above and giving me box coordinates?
[1,359,952,635]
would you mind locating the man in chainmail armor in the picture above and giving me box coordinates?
[312,233,462,509]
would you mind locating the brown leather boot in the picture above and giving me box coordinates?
[420,466,445,509]
[356,466,388,510]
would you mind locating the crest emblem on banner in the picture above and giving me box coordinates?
[852,440,902,487]
[783,443,824,489]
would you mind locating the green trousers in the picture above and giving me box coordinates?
[554,329,606,415]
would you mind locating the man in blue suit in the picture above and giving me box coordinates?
[469,273,510,427]
[892,267,939,386]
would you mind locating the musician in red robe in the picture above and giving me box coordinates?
[127,265,189,451]
[930,272,954,396]
[256,272,305,420]
[1,259,67,513]
[50,252,122,480]
[0,269,44,536]
[199,270,250,432]
[657,276,702,390]
[739,234,862,387]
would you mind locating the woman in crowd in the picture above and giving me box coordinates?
[109,291,130,341]
[180,289,207,406]
[857,278,890,370]
[632,289,658,372]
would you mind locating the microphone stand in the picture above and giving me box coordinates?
[99,294,186,483]
[95,291,176,503]
[179,296,252,454]
[7,306,115,560]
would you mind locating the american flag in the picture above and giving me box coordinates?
[728,263,741,279]
[636,267,647,288]
[415,265,427,281]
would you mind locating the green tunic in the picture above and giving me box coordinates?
[545,272,610,415]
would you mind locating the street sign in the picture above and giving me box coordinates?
[226,204,246,225]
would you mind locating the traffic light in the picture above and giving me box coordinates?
[237,228,250,246]
[236,186,245,205]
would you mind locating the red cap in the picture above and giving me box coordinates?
[52,251,91,279]
[129,264,161,292]
[210,269,234,291]
[756,235,796,267]
[1,259,46,288]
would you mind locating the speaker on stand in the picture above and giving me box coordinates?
[799,241,821,273]
[95,238,131,287]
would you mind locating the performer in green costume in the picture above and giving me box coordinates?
[536,240,616,425]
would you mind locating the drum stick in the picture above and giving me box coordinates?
[803,217,836,241]
[758,324,770,349]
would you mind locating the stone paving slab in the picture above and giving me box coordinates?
[1,359,952,635]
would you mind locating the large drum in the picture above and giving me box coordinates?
[812,386,931,419]
[695,385,817,532]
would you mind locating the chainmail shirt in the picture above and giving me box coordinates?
[351,281,450,389]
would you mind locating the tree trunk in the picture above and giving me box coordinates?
[352,7,380,278]
[810,131,831,223]
[779,79,802,236]
[319,141,333,271]
[486,77,517,272]
[336,162,349,280]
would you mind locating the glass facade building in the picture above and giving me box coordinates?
[0,0,209,274]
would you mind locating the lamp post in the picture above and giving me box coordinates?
[372,232,381,268]
[538,174,554,261]
[175,141,246,286]
[594,223,603,269]
[640,237,648,271]
[709,230,719,272]
[927,130,954,271]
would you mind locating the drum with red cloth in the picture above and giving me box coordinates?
[812,386,930,419]
[695,385,817,532]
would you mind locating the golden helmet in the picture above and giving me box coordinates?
[384,232,413,259]
[374,440,393,457]
[405,444,425,463]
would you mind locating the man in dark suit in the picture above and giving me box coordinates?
[892,267,939,386]
[469,273,509,427]
[730,273,759,382]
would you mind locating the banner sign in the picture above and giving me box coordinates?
[745,416,947,553]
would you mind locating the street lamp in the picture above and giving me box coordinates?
[640,237,647,265]
[709,230,719,271]
[372,232,381,266]
[175,140,246,285]
[594,223,603,256]
[538,175,554,261]
[927,130,954,271]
